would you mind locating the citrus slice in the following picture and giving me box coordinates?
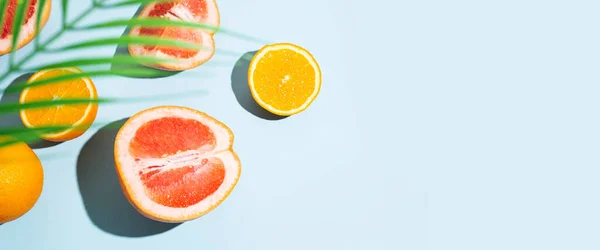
[19,67,99,142]
[114,106,241,223]
[248,43,322,116]
[0,0,52,55]
[0,135,44,223]
[128,0,220,71]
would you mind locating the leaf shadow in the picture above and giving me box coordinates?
[0,73,62,149]
[109,5,181,79]
[231,51,288,121]
[76,118,181,237]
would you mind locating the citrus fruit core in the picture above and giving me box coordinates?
[114,106,241,222]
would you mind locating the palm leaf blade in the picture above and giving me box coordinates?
[10,0,32,64]
[3,68,181,94]
[34,0,48,48]
[26,55,178,70]
[52,36,210,52]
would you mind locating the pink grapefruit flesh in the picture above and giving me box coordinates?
[2,0,37,39]
[127,0,220,71]
[114,106,240,223]
[0,0,51,55]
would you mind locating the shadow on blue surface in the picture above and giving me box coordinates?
[77,118,181,237]
[109,5,182,79]
[231,51,288,121]
[0,73,63,149]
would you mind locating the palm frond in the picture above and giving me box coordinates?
[0,0,267,147]
[34,0,49,48]
[10,0,33,66]
[25,55,178,71]
[96,0,176,8]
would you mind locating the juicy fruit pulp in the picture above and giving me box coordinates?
[128,0,219,71]
[1,0,37,39]
[249,43,322,116]
[19,67,99,142]
[114,106,240,222]
[137,0,211,57]
[0,136,44,224]
[252,48,317,111]
[129,117,224,208]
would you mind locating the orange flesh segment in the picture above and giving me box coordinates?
[20,69,92,127]
[2,0,37,39]
[137,0,209,58]
[140,158,225,208]
[252,49,317,111]
[129,117,223,208]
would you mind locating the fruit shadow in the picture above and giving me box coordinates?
[76,118,181,237]
[110,5,182,79]
[231,51,288,120]
[0,73,62,149]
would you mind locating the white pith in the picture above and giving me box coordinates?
[0,1,50,52]
[115,106,240,222]
[128,0,220,70]
[248,43,323,115]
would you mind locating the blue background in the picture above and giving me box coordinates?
[2,0,600,249]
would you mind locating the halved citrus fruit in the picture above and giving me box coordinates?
[0,0,52,55]
[128,0,220,71]
[114,106,241,223]
[248,43,322,116]
[19,67,99,142]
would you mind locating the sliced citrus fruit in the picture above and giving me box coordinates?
[19,67,99,142]
[114,106,241,223]
[0,0,51,55]
[0,135,44,223]
[128,0,220,71]
[248,43,322,116]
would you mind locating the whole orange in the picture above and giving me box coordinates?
[0,136,44,223]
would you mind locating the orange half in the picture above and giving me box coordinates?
[19,67,99,142]
[248,43,322,116]
[114,106,241,223]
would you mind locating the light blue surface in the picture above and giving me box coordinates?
[2,0,600,249]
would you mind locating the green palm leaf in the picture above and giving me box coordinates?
[0,0,266,147]
[34,0,48,48]
[10,0,33,66]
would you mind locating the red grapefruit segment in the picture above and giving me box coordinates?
[0,0,51,55]
[128,0,220,71]
[138,26,204,58]
[129,116,216,158]
[115,106,240,223]
[140,157,225,208]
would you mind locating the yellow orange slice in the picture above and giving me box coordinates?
[248,43,322,116]
[19,67,99,142]
[114,106,241,223]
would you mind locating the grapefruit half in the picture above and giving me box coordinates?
[0,0,52,55]
[128,0,220,71]
[114,106,241,223]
